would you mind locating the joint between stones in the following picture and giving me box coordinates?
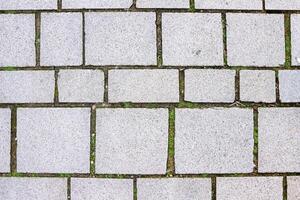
[10,106,17,174]
[284,14,292,68]
[253,107,259,173]
[35,12,41,67]
[166,107,175,176]
[90,106,96,177]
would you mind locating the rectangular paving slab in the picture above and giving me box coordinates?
[291,15,300,65]
[195,0,263,10]
[0,109,11,173]
[137,178,211,200]
[136,0,189,8]
[279,70,300,102]
[265,0,300,10]
[63,0,132,8]
[288,177,300,200]
[17,108,90,173]
[0,0,57,10]
[0,178,67,200]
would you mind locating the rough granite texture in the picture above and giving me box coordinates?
[0,0,56,10]
[227,14,285,66]
[184,69,236,103]
[291,15,300,65]
[96,108,169,174]
[71,178,133,200]
[0,178,67,200]
[108,69,179,103]
[240,70,276,103]
[265,0,300,10]
[0,109,11,173]
[258,108,300,172]
[85,12,156,65]
[279,70,300,102]
[288,177,300,200]
[175,108,254,174]
[137,0,189,8]
[137,178,211,200]
[195,0,262,10]
[0,14,35,67]
[63,0,132,8]
[0,71,55,103]
[17,108,90,173]
[58,70,104,102]
[40,13,82,66]
[217,177,283,200]
[162,13,223,66]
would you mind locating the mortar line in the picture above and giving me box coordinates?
[179,70,185,102]
[189,0,195,12]
[156,11,163,67]
[130,0,137,10]
[235,69,240,102]
[54,69,59,104]
[82,12,86,66]
[211,177,217,200]
[275,70,281,103]
[221,13,228,67]
[253,107,259,173]
[67,177,71,200]
[90,106,96,177]
[283,176,287,200]
[10,106,17,174]
[35,12,41,67]
[262,0,266,11]
[103,68,109,103]
[57,0,62,11]
[284,14,292,68]
[166,107,175,176]
[133,177,137,200]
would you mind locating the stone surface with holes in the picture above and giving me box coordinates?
[41,13,82,66]
[71,178,133,200]
[58,70,104,102]
[0,71,55,103]
[0,14,35,67]
[96,108,168,174]
[0,109,11,173]
[217,177,283,200]
[162,13,223,66]
[137,178,211,200]
[175,108,254,173]
[0,178,67,200]
[85,12,156,65]
[279,70,300,102]
[258,108,300,172]
[240,70,276,103]
[184,69,236,103]
[195,0,262,10]
[108,69,179,103]
[227,14,285,66]
[17,108,90,173]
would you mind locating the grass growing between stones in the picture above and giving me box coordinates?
[253,108,259,172]
[189,0,195,12]
[167,107,175,176]
[284,14,292,68]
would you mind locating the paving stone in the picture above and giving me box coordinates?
[175,108,253,173]
[0,177,67,200]
[137,178,211,200]
[0,71,55,103]
[291,15,300,65]
[17,108,90,173]
[96,108,168,174]
[184,69,235,103]
[258,108,300,172]
[162,13,223,66]
[58,70,104,103]
[0,14,35,67]
[71,178,133,200]
[217,177,283,200]
[240,70,276,103]
[0,109,11,173]
[279,70,300,102]
[137,0,189,8]
[0,0,56,10]
[63,0,132,8]
[40,13,82,66]
[265,0,300,10]
[227,14,285,67]
[85,12,156,65]
[195,0,262,10]
[109,69,179,103]
[288,177,300,200]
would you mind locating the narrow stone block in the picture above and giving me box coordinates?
[279,70,300,102]
[0,109,11,172]
[288,177,300,200]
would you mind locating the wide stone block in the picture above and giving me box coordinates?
[0,0,56,10]
[175,108,254,173]
[258,108,300,172]
[63,0,132,8]
[195,0,262,10]
[137,0,189,8]
[17,108,90,173]
[0,109,11,173]
[96,108,168,174]
[265,0,300,10]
